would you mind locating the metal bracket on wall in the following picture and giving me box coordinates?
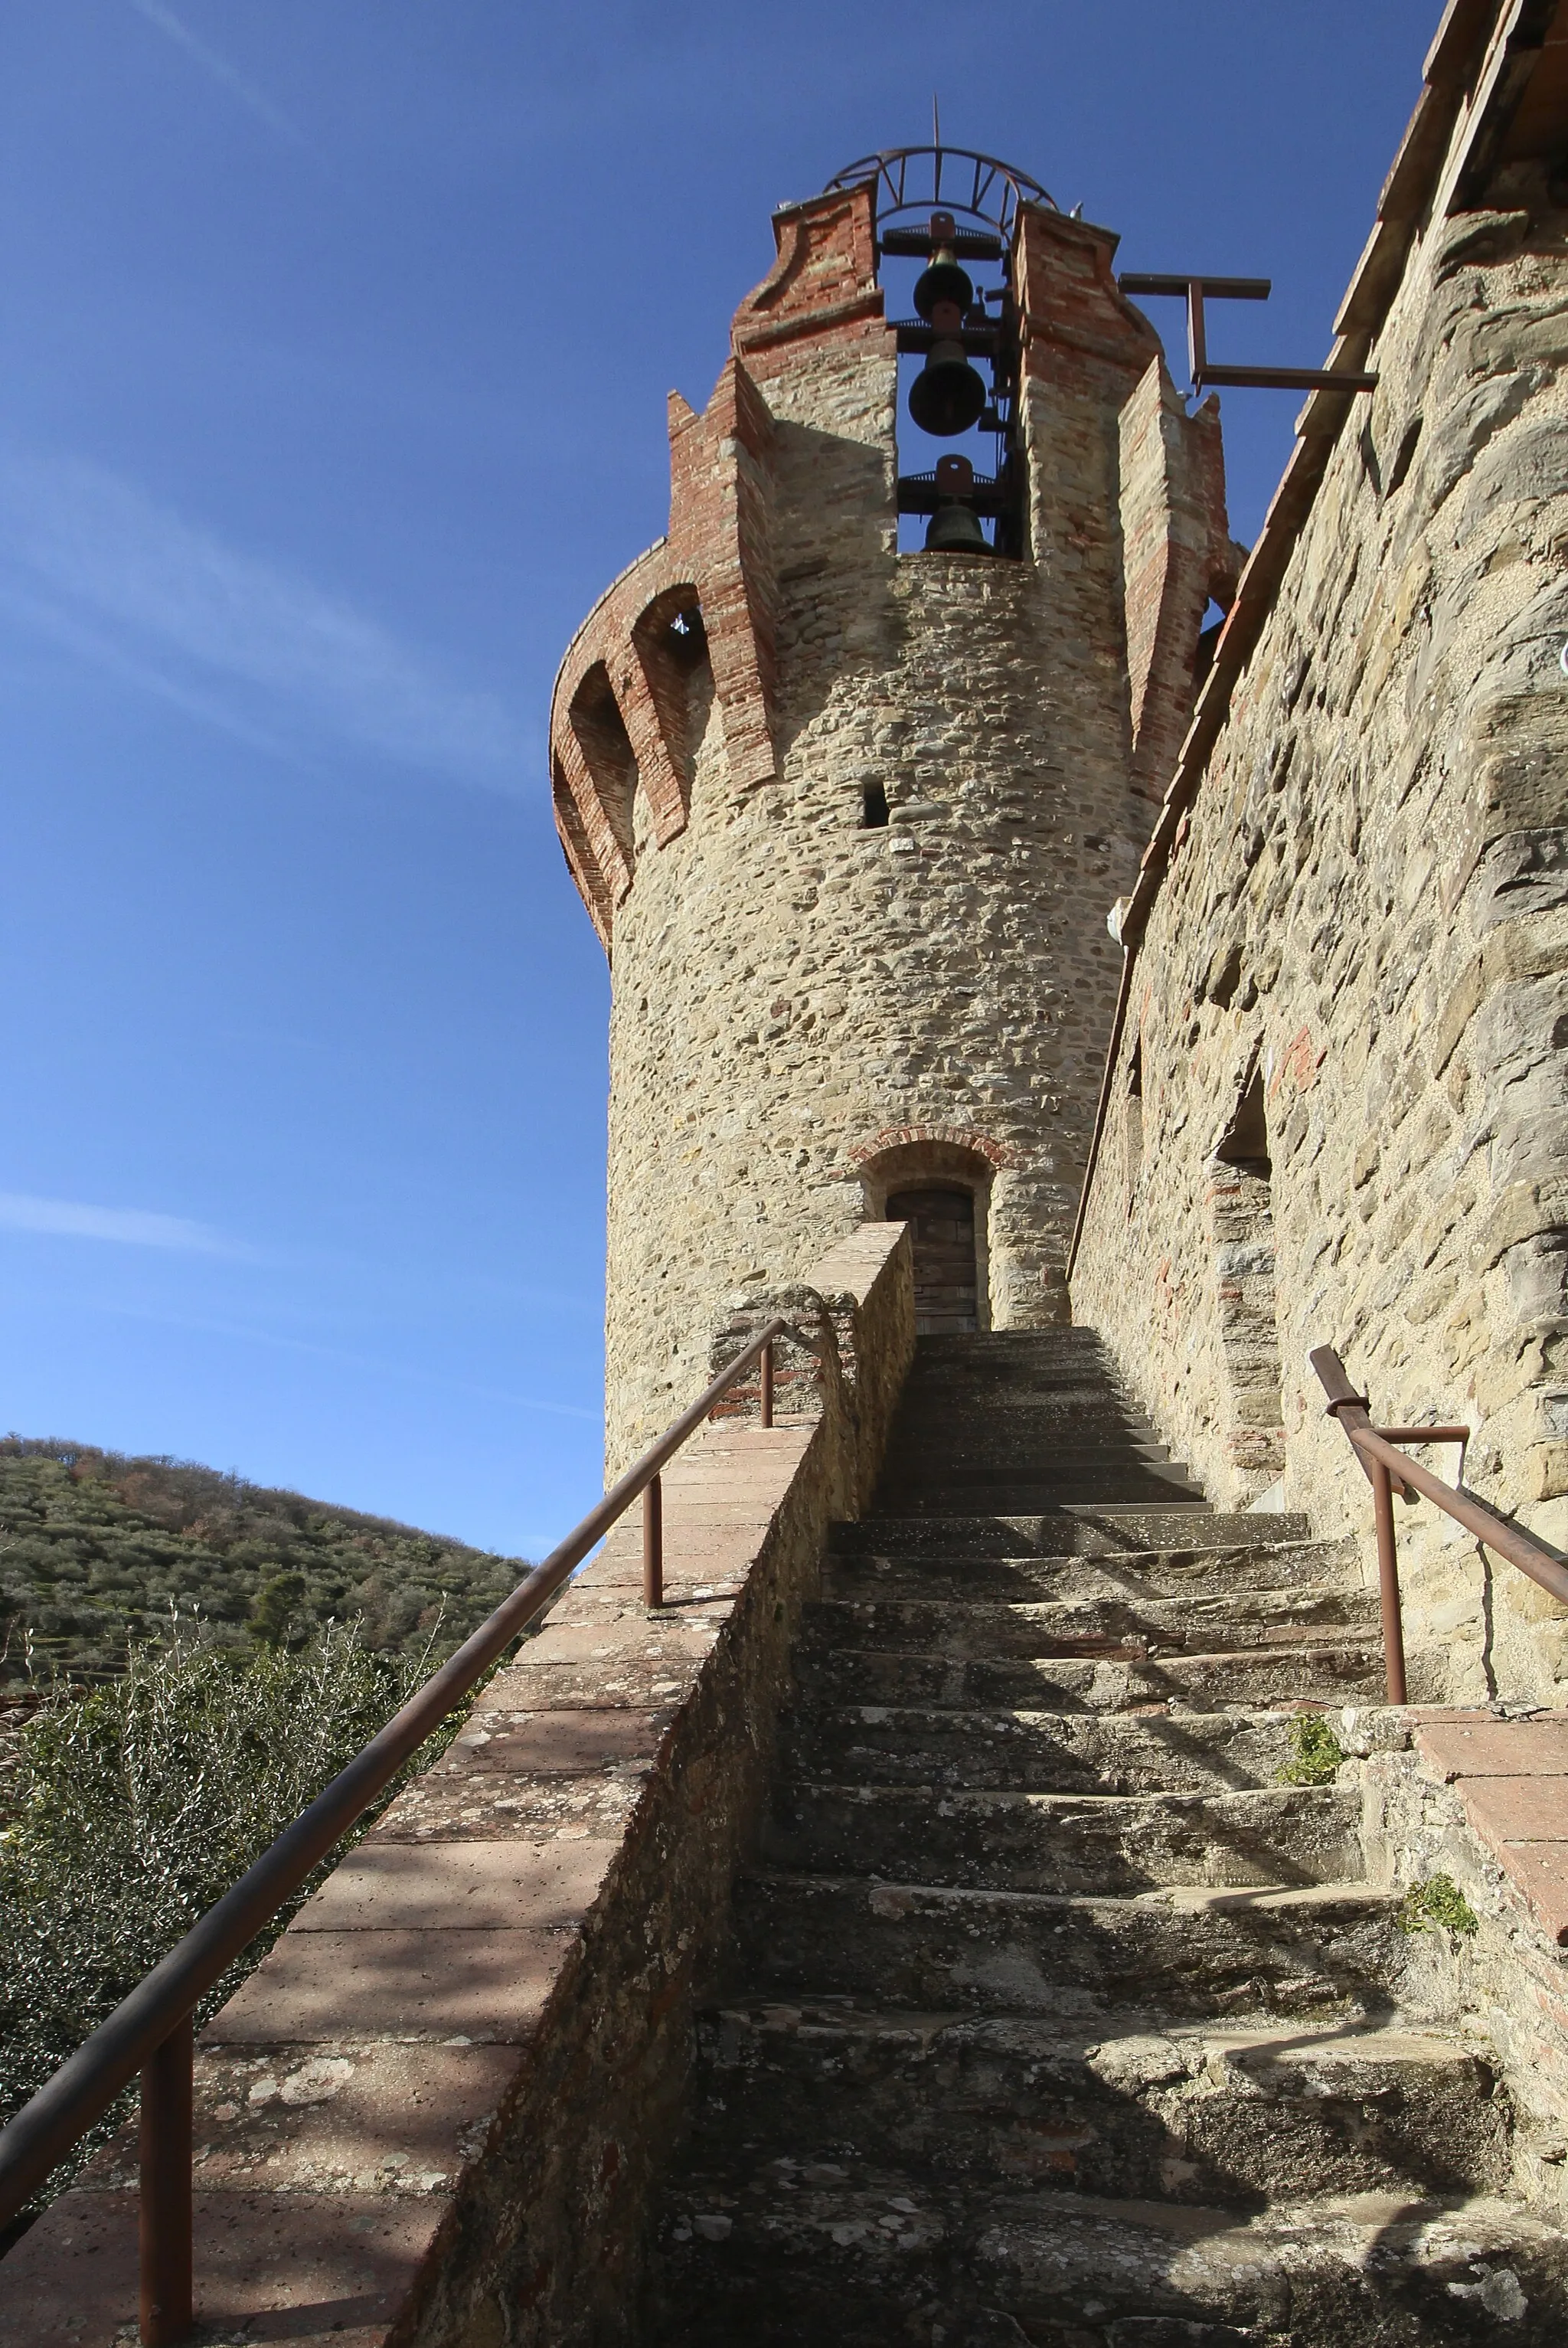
[1119,273,1379,395]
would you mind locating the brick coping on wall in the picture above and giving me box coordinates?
[1413,1709,1568,1945]
[0,1222,915,2348]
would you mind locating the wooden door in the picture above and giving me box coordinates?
[887,1187,978,1333]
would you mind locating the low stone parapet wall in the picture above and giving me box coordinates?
[1,1222,914,2346]
[1357,1705,1568,2210]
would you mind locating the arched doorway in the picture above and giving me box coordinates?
[887,1186,978,1333]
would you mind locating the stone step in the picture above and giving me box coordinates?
[783,1705,1318,1794]
[892,1380,1150,1399]
[880,1438,1187,1470]
[832,1510,1313,1558]
[878,1460,1198,1492]
[896,1481,1214,1511]
[900,1343,1129,1373]
[825,1537,1359,1601]
[731,1874,1406,2021]
[810,1639,1387,1714]
[683,2003,1512,2204]
[763,1782,1364,1894]
[800,1587,1378,1660]
[893,1379,1152,1398]
[885,1410,1171,1441]
[652,2173,1567,2346]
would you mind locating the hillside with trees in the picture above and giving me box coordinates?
[0,1437,530,1683]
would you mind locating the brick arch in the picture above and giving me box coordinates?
[850,1123,1025,1173]
[567,662,636,868]
[551,749,615,950]
[551,577,711,934]
[852,1131,1006,1338]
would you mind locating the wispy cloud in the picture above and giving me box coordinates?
[96,1299,599,1418]
[0,448,526,786]
[0,575,286,755]
[0,1192,232,1254]
[128,0,304,146]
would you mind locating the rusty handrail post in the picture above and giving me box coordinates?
[1311,1345,1568,1703]
[761,1338,774,1429]
[1310,1345,1406,1704]
[139,2016,192,2346]
[642,1473,663,1610]
[1367,1454,1409,1706]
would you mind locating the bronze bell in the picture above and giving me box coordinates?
[913,211,975,321]
[908,211,987,438]
[925,454,989,554]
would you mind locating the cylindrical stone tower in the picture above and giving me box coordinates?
[550,151,1240,1465]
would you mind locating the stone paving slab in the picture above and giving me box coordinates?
[0,2185,446,2346]
[374,1766,646,1843]
[80,2043,518,2198]
[207,1927,578,2043]
[557,1575,749,1610]
[292,1836,619,1931]
[519,1619,724,1665]
[493,1656,710,1709]
[439,1704,673,1772]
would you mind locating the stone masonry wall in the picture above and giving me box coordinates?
[1073,25,1568,1707]
[0,1225,915,2348]
[577,195,1235,1470]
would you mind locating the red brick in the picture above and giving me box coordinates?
[1493,1843,1568,1945]
[1459,1774,1568,1848]
[1418,1715,1568,1779]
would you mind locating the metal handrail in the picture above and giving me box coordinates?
[0,1317,789,2343]
[1310,1345,1568,1704]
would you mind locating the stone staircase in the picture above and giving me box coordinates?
[650,1329,1568,2344]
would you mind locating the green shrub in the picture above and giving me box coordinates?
[1276,1712,1345,1786]
[0,1438,528,1684]
[0,1619,453,2206]
[247,1568,309,1647]
[1398,1872,1479,1938]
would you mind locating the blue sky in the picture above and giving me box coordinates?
[0,0,1438,1556]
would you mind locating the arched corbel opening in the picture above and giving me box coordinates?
[857,1137,996,1333]
[629,587,712,829]
[551,753,614,944]
[567,662,638,870]
[1209,1061,1285,1495]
